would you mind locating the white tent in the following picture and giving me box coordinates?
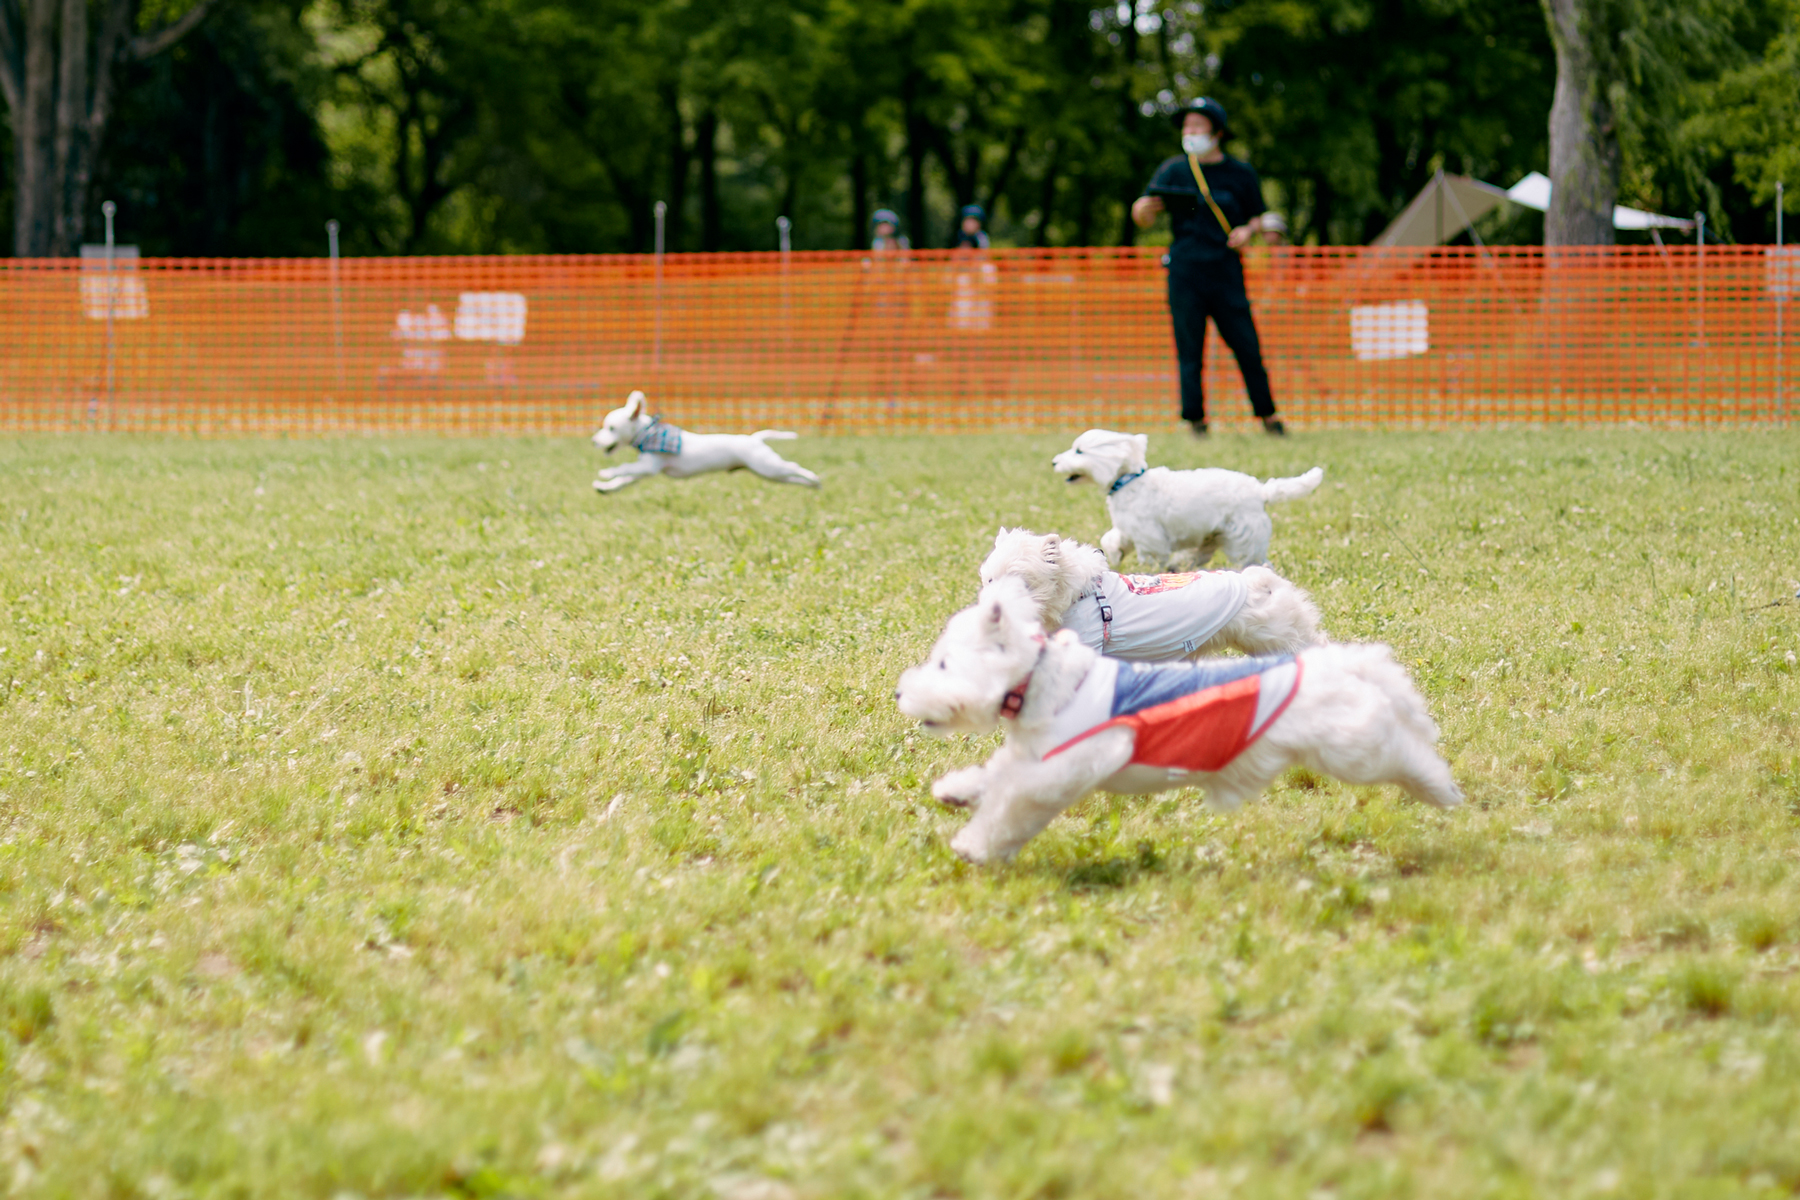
[1372,169,1696,246]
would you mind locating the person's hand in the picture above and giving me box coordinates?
[1227,223,1254,249]
[1131,195,1164,229]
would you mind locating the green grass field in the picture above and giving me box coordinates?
[2,427,1798,1199]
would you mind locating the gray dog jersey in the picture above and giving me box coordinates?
[1058,570,1249,660]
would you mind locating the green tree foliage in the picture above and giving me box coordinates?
[101,0,358,255]
[0,0,1793,253]
[1680,0,1800,241]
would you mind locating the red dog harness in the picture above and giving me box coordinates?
[1037,654,1301,773]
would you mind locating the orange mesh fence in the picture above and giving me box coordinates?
[3,245,1794,436]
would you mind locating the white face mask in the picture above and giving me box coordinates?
[1182,132,1216,156]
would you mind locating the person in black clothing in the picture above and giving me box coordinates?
[1132,97,1285,436]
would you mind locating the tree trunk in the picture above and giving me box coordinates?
[901,76,928,246]
[14,0,58,254]
[695,108,720,252]
[661,82,689,252]
[1543,0,1617,246]
[3,0,215,255]
[1035,142,1061,248]
[850,150,868,249]
[1115,21,1140,247]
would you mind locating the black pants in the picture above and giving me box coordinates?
[1167,257,1276,422]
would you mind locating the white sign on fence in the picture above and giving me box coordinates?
[78,245,149,320]
[454,292,528,344]
[1349,300,1429,362]
[1766,246,1800,298]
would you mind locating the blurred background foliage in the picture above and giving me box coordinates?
[1,0,1795,255]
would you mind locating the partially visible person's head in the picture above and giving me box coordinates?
[1172,97,1230,153]
[960,204,986,234]
[1180,112,1216,140]
[871,208,901,243]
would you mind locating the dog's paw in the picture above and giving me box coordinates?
[949,824,993,863]
[931,768,986,809]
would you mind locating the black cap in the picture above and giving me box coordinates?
[1171,97,1230,137]
[960,204,986,221]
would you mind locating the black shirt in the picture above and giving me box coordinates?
[1144,154,1267,266]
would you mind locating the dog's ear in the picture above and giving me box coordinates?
[984,598,1007,637]
[994,526,1010,548]
[624,390,646,418]
[1130,433,1148,461]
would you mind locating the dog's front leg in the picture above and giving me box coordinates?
[593,459,663,492]
[931,765,991,809]
[950,729,1133,864]
[930,743,1027,809]
[1100,529,1127,568]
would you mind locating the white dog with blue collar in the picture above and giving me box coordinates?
[1051,428,1323,568]
[591,390,821,493]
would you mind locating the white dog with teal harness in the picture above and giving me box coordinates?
[591,390,821,492]
[1050,428,1324,568]
[979,527,1325,661]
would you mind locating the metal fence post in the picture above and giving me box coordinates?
[103,201,117,427]
[1779,183,1787,423]
[654,201,667,369]
[777,217,793,406]
[327,220,344,396]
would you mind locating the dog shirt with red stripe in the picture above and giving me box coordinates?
[1039,653,1301,773]
[1058,570,1250,661]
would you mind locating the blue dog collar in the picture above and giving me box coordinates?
[1109,468,1146,495]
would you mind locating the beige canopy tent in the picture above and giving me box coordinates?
[1372,169,1697,246]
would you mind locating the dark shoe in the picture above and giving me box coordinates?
[1262,417,1287,436]
[1187,420,1209,438]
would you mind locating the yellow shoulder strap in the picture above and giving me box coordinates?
[1187,154,1235,237]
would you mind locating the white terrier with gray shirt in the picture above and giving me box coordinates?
[979,527,1325,660]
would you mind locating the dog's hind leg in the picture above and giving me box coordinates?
[1264,684,1462,810]
[1220,512,1272,566]
[741,446,822,488]
[949,728,1133,863]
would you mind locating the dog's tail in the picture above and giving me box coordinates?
[750,430,799,442]
[1261,466,1324,504]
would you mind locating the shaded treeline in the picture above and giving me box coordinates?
[0,0,1794,255]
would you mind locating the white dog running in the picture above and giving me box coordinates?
[1051,428,1323,568]
[591,390,821,492]
[895,578,1460,864]
[979,527,1325,660]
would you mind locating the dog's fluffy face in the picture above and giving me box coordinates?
[979,527,1109,626]
[896,578,1043,736]
[591,390,651,453]
[1050,429,1149,489]
[978,528,1065,592]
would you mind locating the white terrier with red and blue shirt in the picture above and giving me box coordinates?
[591,390,820,493]
[895,578,1460,864]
